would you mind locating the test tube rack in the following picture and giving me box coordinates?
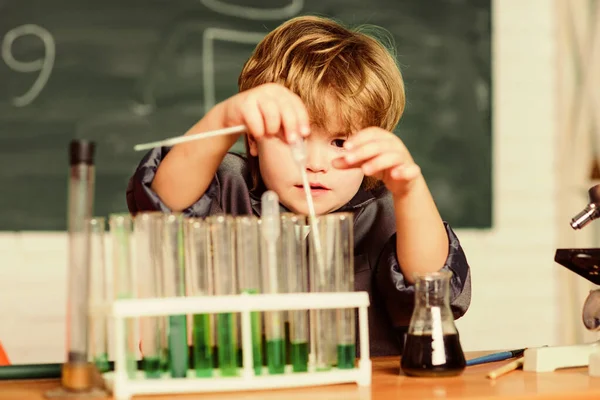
[103,291,372,400]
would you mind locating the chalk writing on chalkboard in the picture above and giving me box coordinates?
[1,24,55,107]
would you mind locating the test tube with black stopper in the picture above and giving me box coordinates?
[184,217,214,377]
[208,215,238,376]
[161,213,189,378]
[62,139,95,391]
[334,213,356,369]
[235,215,263,375]
[281,213,309,372]
[134,212,162,378]
[87,217,109,373]
[109,213,138,378]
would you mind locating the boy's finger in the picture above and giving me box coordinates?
[331,156,354,169]
[279,101,299,143]
[257,98,282,136]
[290,95,311,136]
[241,98,265,138]
[344,140,388,165]
[343,127,384,150]
[362,153,404,176]
[391,164,421,180]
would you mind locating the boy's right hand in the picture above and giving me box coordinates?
[221,83,311,144]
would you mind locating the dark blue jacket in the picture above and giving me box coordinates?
[126,148,472,357]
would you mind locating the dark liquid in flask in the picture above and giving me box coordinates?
[401,333,466,377]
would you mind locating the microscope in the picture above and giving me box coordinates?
[523,184,600,374]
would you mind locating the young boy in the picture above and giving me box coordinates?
[127,16,471,357]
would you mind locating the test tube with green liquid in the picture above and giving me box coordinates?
[134,212,163,378]
[161,213,189,378]
[208,215,238,377]
[333,213,356,369]
[183,217,214,377]
[261,192,285,375]
[281,213,309,372]
[310,215,338,371]
[109,213,138,378]
[235,215,263,375]
[87,217,110,373]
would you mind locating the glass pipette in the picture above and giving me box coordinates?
[261,191,285,374]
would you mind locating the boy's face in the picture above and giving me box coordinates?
[248,120,364,215]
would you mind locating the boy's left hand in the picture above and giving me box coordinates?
[332,127,422,197]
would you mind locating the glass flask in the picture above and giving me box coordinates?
[401,270,466,377]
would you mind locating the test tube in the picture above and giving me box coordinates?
[184,217,214,377]
[63,139,95,391]
[134,212,162,378]
[87,217,109,373]
[208,215,238,376]
[281,213,309,372]
[109,213,138,378]
[161,213,189,378]
[261,191,285,374]
[334,213,356,369]
[310,214,338,371]
[235,215,263,375]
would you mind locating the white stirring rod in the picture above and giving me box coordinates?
[290,140,326,282]
[133,125,247,151]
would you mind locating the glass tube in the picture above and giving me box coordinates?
[260,191,285,375]
[310,214,338,371]
[161,213,189,378]
[184,217,214,377]
[281,213,309,372]
[235,215,263,375]
[334,213,356,369]
[87,217,109,373]
[209,215,238,377]
[63,140,95,391]
[134,212,162,378]
[109,213,137,378]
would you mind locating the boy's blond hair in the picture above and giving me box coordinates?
[239,15,406,191]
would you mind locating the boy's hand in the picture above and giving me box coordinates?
[332,127,422,197]
[222,83,311,143]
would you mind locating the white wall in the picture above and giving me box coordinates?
[0,0,563,363]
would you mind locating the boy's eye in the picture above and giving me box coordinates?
[332,139,346,148]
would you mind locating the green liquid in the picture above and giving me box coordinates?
[337,344,356,369]
[250,311,263,374]
[242,289,263,375]
[160,347,169,372]
[291,342,308,372]
[94,353,110,373]
[193,314,213,377]
[266,339,285,374]
[168,315,189,377]
[217,313,238,376]
[142,356,161,378]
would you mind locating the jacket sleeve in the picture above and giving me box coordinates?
[125,148,253,218]
[375,222,472,328]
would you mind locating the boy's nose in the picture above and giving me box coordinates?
[305,144,328,173]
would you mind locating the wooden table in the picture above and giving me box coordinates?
[2,352,600,400]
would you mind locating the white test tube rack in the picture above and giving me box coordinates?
[103,291,372,400]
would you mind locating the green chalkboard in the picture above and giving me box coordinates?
[0,0,491,230]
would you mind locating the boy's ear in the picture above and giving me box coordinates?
[247,134,259,156]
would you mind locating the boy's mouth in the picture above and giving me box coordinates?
[294,183,331,194]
